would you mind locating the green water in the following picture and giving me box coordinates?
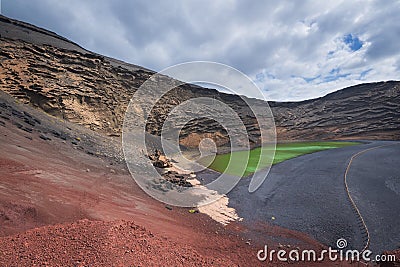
[199,141,360,177]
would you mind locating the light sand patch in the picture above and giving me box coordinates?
[165,159,241,225]
[198,194,242,226]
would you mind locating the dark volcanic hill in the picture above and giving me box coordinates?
[270,82,399,140]
[1,14,399,144]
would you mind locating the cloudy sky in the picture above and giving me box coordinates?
[2,0,399,101]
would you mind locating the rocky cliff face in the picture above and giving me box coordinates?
[270,81,400,140]
[1,15,399,143]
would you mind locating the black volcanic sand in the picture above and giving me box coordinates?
[208,141,400,254]
[345,143,400,254]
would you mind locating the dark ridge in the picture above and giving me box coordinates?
[0,14,84,50]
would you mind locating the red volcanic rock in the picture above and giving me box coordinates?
[0,219,238,266]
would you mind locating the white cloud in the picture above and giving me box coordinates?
[2,0,400,101]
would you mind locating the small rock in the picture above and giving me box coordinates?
[0,115,10,120]
[23,117,35,126]
[13,122,23,129]
[39,134,51,141]
[188,209,198,214]
[21,127,33,133]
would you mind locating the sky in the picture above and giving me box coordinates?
[1,0,399,101]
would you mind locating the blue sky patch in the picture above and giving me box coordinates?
[323,73,351,82]
[359,68,373,79]
[256,73,265,82]
[329,68,340,75]
[321,68,351,82]
[256,72,276,82]
[343,34,363,51]
[303,75,321,83]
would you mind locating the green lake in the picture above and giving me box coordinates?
[198,141,360,177]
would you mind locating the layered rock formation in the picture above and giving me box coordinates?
[1,14,399,144]
[270,81,400,140]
